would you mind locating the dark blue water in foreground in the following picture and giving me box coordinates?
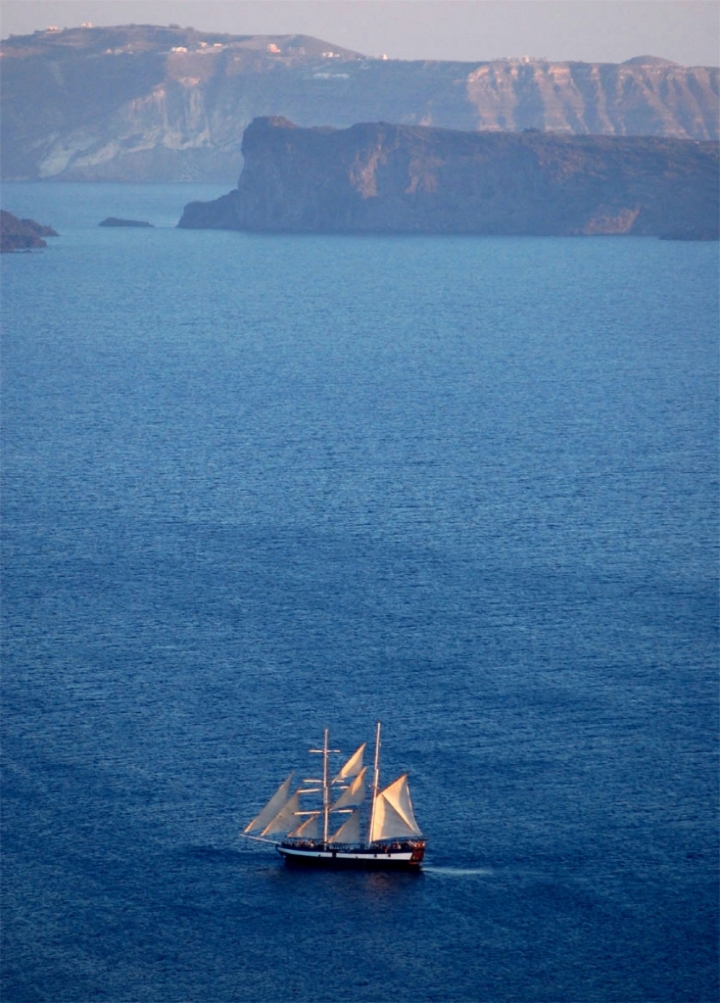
[2,183,718,1003]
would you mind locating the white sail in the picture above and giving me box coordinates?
[260,791,301,837]
[369,774,423,842]
[244,773,294,834]
[288,813,320,839]
[330,767,366,811]
[333,743,366,781]
[328,808,362,844]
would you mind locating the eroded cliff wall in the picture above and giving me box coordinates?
[2,26,718,182]
[178,117,719,237]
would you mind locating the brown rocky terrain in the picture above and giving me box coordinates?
[1,25,718,183]
[0,210,58,251]
[177,117,719,238]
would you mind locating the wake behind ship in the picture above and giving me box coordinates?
[242,723,426,868]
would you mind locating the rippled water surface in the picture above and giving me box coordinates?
[2,184,718,1002]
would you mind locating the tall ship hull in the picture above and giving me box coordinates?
[242,723,426,870]
[278,840,425,869]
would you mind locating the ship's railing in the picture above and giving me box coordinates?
[281,838,424,852]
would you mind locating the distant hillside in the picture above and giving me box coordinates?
[178,117,719,238]
[2,25,718,183]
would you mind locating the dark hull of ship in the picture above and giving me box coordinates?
[278,840,426,870]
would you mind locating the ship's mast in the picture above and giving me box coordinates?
[322,727,330,845]
[309,728,339,848]
[368,721,381,847]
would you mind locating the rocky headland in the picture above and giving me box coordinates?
[1,210,58,252]
[177,117,719,237]
[1,25,718,183]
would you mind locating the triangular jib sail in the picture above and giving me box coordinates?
[288,814,320,839]
[331,766,366,811]
[328,808,362,844]
[243,773,294,834]
[369,774,423,842]
[261,791,301,836]
[333,743,366,781]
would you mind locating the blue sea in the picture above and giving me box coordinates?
[1,183,718,1003]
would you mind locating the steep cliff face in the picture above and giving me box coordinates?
[465,58,720,138]
[2,26,718,182]
[178,117,719,237]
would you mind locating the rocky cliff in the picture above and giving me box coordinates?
[177,117,719,237]
[1,25,718,182]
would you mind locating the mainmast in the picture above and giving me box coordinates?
[322,728,330,845]
[368,721,381,847]
[309,728,339,848]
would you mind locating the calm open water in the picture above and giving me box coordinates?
[1,183,718,1003]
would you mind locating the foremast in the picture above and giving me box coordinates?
[368,720,381,849]
[308,727,339,849]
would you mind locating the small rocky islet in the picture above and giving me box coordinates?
[99,217,154,227]
[0,210,58,252]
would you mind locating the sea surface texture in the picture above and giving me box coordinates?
[2,184,718,1003]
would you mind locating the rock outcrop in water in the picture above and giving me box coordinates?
[0,210,58,252]
[177,117,720,237]
[1,25,718,182]
[99,217,154,227]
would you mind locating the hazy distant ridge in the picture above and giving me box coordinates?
[2,25,718,182]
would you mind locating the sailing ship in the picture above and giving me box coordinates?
[242,723,426,868]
